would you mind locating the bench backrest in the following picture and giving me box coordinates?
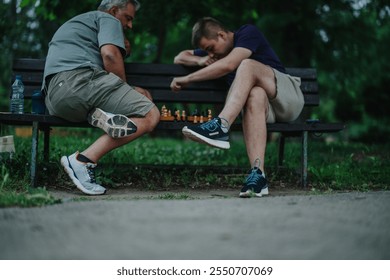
[11,58,319,108]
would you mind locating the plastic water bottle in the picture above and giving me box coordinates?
[10,75,24,114]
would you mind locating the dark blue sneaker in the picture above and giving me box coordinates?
[239,167,269,198]
[182,117,230,149]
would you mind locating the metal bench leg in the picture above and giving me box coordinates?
[278,134,286,168]
[301,131,308,188]
[43,126,50,161]
[30,121,39,188]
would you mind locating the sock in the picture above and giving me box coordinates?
[77,153,94,163]
[219,117,229,133]
[253,158,261,169]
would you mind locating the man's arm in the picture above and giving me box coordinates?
[174,50,218,67]
[101,44,126,81]
[171,47,251,92]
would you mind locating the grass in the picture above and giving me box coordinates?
[0,164,60,207]
[1,127,389,207]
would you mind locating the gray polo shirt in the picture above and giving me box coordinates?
[43,11,125,88]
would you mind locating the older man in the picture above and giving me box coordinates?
[43,0,160,195]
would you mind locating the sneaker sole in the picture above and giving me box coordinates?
[239,187,269,198]
[182,126,230,150]
[88,108,137,138]
[60,156,106,195]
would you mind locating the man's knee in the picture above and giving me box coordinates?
[237,59,257,72]
[237,59,272,79]
[245,87,268,110]
[145,106,160,131]
[239,58,268,71]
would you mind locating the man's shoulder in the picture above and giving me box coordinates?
[236,24,260,33]
[234,25,264,44]
[72,11,116,22]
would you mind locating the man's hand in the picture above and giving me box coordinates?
[170,76,190,92]
[124,39,131,57]
[198,55,218,67]
[134,86,153,101]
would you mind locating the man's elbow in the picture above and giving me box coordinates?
[224,63,238,73]
[101,45,123,63]
[173,50,193,65]
[173,54,187,64]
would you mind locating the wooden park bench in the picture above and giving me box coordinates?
[0,58,345,188]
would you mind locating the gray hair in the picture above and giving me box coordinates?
[98,0,141,11]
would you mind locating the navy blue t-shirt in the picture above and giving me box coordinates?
[194,24,285,85]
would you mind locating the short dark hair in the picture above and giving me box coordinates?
[191,17,228,48]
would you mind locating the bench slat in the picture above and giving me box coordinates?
[11,59,320,108]
[125,63,318,79]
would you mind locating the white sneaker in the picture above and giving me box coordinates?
[60,152,106,195]
[88,108,137,138]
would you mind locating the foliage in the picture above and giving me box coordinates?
[0,128,389,207]
[8,129,390,183]
[0,162,60,207]
[0,0,389,140]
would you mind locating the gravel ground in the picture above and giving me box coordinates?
[0,189,389,260]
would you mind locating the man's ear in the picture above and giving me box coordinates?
[218,31,227,39]
[107,6,118,17]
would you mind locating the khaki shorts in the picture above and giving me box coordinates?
[267,69,304,123]
[45,68,155,122]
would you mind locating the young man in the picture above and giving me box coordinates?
[171,17,304,198]
[42,0,160,195]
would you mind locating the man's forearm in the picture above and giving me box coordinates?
[104,61,126,81]
[174,50,201,66]
[186,59,231,82]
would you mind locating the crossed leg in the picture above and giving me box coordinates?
[81,105,160,163]
[218,59,277,171]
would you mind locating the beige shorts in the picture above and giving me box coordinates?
[45,67,155,122]
[267,69,304,123]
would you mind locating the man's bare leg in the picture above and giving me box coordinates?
[82,106,160,162]
[242,87,269,172]
[218,59,276,126]
[239,89,270,198]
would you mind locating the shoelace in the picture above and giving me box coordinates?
[85,163,97,183]
[246,168,262,185]
[199,118,220,131]
[245,158,263,185]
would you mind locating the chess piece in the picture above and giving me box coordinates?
[161,105,167,117]
[160,105,164,114]
[181,110,186,121]
[200,115,204,123]
[176,110,181,121]
[160,105,175,121]
[194,115,198,123]
[208,109,212,121]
